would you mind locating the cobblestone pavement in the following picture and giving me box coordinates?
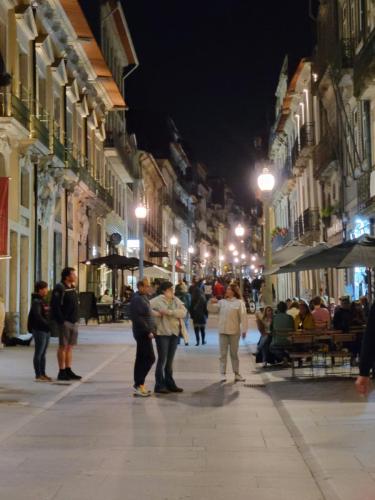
[0,317,371,499]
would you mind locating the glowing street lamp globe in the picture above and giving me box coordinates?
[135,204,147,219]
[251,255,257,262]
[170,235,178,246]
[257,167,275,192]
[241,253,246,260]
[188,246,195,254]
[228,243,235,252]
[234,257,239,264]
[233,250,239,257]
[235,224,245,237]
[219,255,224,262]
[204,251,210,259]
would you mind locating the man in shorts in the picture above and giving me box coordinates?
[50,267,81,381]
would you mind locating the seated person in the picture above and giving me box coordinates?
[333,297,352,332]
[100,289,113,304]
[270,301,295,364]
[295,300,315,330]
[311,296,330,329]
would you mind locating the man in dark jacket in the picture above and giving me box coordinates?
[130,278,156,397]
[50,267,81,381]
[356,302,375,395]
[28,281,51,382]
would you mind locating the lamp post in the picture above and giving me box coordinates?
[188,245,194,283]
[135,204,147,279]
[257,167,275,305]
[219,254,224,275]
[170,235,178,287]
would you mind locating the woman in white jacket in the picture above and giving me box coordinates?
[211,284,248,382]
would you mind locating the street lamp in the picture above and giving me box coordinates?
[241,253,246,260]
[135,204,147,279]
[251,255,257,262]
[228,243,236,252]
[188,246,194,283]
[257,167,275,305]
[170,235,178,287]
[235,224,245,238]
[233,249,239,257]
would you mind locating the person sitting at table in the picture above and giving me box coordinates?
[351,300,366,326]
[100,289,113,304]
[333,297,352,332]
[287,300,300,320]
[270,301,294,365]
[311,296,330,330]
[295,300,315,330]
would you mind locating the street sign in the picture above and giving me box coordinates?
[149,251,169,258]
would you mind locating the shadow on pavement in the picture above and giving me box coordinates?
[166,381,240,408]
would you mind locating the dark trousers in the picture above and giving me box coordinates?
[32,330,50,377]
[155,335,179,390]
[194,326,206,344]
[134,335,156,387]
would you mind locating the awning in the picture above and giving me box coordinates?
[274,234,375,274]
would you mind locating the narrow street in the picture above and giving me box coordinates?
[0,320,324,500]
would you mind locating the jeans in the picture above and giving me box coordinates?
[257,335,271,363]
[194,326,206,344]
[134,335,156,387]
[219,334,240,375]
[32,330,50,377]
[155,335,179,390]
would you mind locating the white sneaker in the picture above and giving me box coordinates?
[234,374,246,382]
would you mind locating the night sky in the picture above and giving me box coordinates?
[122,1,315,202]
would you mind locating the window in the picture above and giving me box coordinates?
[19,52,28,100]
[20,169,29,208]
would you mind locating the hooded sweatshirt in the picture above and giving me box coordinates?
[150,295,187,336]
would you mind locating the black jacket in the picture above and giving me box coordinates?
[130,292,155,338]
[190,293,208,325]
[333,307,352,332]
[50,282,79,325]
[28,294,50,333]
[360,303,375,376]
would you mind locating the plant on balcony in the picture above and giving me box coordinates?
[321,206,334,227]
[271,227,289,240]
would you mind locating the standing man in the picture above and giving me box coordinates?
[356,302,375,395]
[129,279,156,397]
[50,267,81,381]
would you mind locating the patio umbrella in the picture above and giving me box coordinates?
[83,255,154,320]
[274,235,375,274]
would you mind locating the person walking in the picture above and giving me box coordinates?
[356,302,375,395]
[256,305,273,367]
[50,267,81,381]
[150,281,187,394]
[211,284,248,382]
[27,281,51,382]
[190,287,208,346]
[129,279,156,397]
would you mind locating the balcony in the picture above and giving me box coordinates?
[300,122,315,149]
[313,132,336,177]
[272,231,292,252]
[144,220,162,247]
[294,209,320,243]
[164,192,193,225]
[341,38,354,69]
[0,91,30,138]
[65,150,113,210]
[104,130,138,181]
[354,30,375,97]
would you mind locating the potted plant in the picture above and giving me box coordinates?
[320,206,334,227]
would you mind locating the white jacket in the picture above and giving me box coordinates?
[150,294,187,336]
[214,298,248,335]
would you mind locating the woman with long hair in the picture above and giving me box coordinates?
[256,306,273,367]
[295,300,315,330]
[211,284,248,382]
